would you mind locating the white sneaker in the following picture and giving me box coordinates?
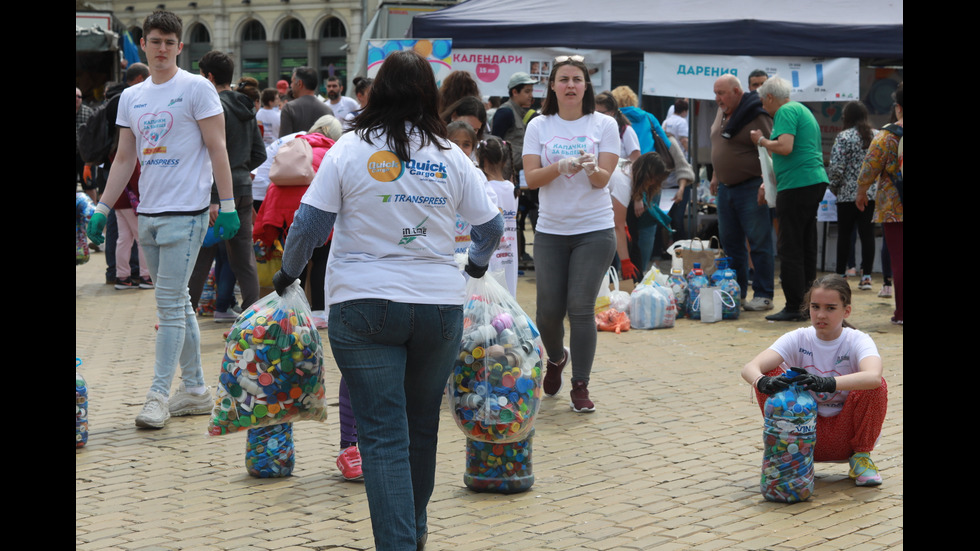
[135,391,171,429]
[743,297,774,311]
[169,384,214,416]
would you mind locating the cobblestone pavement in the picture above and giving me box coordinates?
[77,248,902,550]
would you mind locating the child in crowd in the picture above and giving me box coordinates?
[741,274,887,486]
[476,135,519,297]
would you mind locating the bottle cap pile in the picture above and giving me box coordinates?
[245,423,295,478]
[463,431,534,493]
[208,290,327,436]
[449,292,543,444]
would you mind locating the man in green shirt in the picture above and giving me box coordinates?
[751,76,829,322]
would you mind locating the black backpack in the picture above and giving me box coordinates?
[77,95,119,165]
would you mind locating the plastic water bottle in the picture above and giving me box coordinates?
[246,423,295,477]
[668,268,688,316]
[464,429,535,493]
[761,369,817,503]
[712,258,741,320]
[687,263,709,320]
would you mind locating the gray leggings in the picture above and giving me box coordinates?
[533,228,616,384]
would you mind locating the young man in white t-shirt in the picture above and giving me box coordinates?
[87,10,239,429]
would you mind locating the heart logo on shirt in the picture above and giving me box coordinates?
[137,111,174,146]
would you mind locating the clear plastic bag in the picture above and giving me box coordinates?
[448,274,543,444]
[207,282,328,436]
[629,283,676,329]
[761,370,817,503]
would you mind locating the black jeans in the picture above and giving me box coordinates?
[835,201,875,276]
[775,183,827,311]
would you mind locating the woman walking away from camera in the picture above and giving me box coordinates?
[741,274,887,486]
[522,55,620,413]
[273,50,503,550]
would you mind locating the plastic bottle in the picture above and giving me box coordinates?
[76,367,88,449]
[667,268,688,316]
[245,422,295,477]
[463,428,535,493]
[712,258,741,320]
[686,263,709,320]
[760,369,817,503]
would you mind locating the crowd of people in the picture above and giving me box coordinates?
[77,11,901,550]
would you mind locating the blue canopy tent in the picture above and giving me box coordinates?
[411,0,903,59]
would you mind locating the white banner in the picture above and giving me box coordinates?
[642,53,860,102]
[452,48,612,98]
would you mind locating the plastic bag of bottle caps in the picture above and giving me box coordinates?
[245,422,295,477]
[76,359,88,449]
[761,368,817,503]
[207,282,327,436]
[448,274,543,444]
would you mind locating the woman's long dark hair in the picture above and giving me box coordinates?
[351,50,449,162]
[630,152,670,204]
[440,95,487,140]
[595,92,630,136]
[842,101,874,150]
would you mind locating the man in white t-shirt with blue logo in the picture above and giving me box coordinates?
[87,10,239,429]
[324,76,361,121]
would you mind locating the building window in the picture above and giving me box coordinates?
[318,17,348,88]
[241,20,269,88]
[185,23,212,73]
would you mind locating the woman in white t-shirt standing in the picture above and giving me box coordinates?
[522,56,620,413]
[273,50,503,550]
[741,274,888,486]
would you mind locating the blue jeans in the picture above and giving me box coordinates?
[716,179,774,300]
[533,228,616,383]
[138,213,208,396]
[328,299,464,550]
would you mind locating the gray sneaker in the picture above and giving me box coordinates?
[743,297,774,311]
[135,391,171,429]
[169,384,214,416]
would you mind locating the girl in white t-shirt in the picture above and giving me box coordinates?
[741,274,887,486]
[255,88,281,145]
[477,135,519,297]
[522,56,620,413]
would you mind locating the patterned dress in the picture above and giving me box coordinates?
[857,123,903,223]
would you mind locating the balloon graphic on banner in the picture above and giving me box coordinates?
[367,39,453,86]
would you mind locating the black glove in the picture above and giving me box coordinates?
[756,375,793,395]
[796,374,837,393]
[464,259,488,279]
[272,270,297,297]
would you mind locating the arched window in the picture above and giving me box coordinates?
[185,23,212,73]
[280,18,309,87]
[241,20,269,88]
[318,17,348,90]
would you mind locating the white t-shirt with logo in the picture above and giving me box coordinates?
[116,69,223,215]
[301,128,499,306]
[769,326,880,417]
[485,178,519,297]
[523,112,620,235]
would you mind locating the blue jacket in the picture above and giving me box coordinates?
[620,106,670,155]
